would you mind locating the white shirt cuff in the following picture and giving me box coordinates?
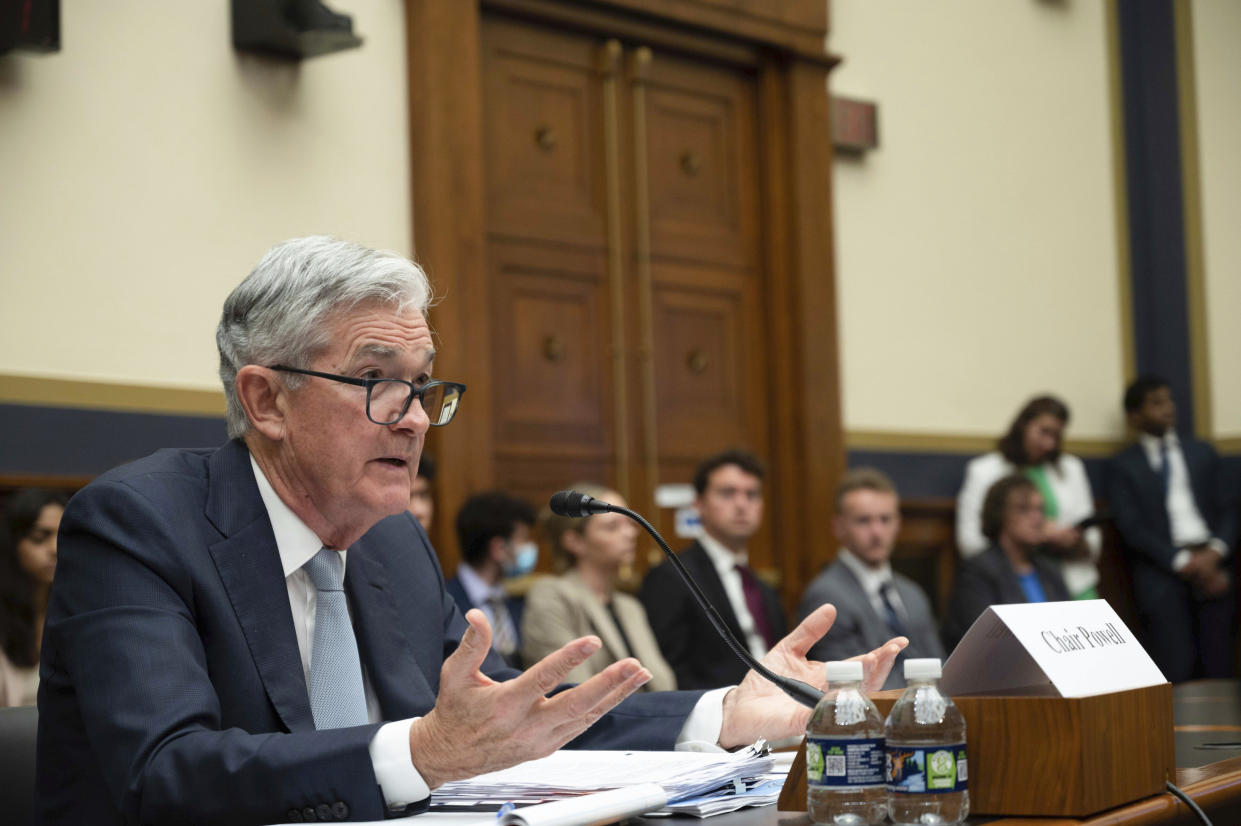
[369,718,430,809]
[1208,538,1230,559]
[674,687,731,752]
[1171,549,1192,572]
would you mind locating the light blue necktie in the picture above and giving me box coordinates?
[304,548,368,729]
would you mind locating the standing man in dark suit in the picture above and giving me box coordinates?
[36,237,905,824]
[446,491,537,668]
[797,468,944,688]
[640,449,787,690]
[1108,375,1236,682]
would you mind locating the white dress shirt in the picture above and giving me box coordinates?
[697,533,769,660]
[250,457,729,809]
[251,457,430,809]
[1138,432,1227,570]
[836,548,908,624]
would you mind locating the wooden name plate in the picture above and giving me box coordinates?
[778,682,1174,818]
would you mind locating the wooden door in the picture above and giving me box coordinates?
[478,13,774,576]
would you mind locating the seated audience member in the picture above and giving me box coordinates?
[1108,375,1236,682]
[447,491,537,668]
[641,449,788,690]
[956,395,1101,599]
[408,454,435,530]
[523,483,676,691]
[0,489,67,707]
[797,469,944,689]
[37,236,905,824]
[944,474,1070,649]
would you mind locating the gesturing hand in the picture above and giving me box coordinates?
[409,609,652,788]
[717,603,907,750]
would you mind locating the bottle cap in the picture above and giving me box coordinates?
[824,661,864,682]
[903,658,942,680]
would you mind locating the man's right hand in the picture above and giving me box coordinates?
[408,609,652,788]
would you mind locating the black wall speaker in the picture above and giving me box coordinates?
[0,0,60,55]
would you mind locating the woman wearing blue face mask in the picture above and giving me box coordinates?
[521,484,677,691]
[446,491,539,669]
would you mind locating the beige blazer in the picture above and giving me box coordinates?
[0,647,38,707]
[521,570,677,692]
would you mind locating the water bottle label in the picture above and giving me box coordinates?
[805,737,885,788]
[886,744,968,793]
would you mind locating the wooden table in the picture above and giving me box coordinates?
[664,680,1241,826]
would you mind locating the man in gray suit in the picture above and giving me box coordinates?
[798,468,944,689]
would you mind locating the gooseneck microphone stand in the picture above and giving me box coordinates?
[549,490,823,710]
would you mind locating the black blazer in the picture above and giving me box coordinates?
[36,440,704,825]
[942,545,1070,651]
[1108,437,1237,574]
[639,540,787,690]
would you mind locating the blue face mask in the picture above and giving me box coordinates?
[502,541,538,578]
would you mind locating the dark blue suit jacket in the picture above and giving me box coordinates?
[36,440,701,825]
[444,575,525,669]
[942,545,1070,651]
[1108,436,1237,573]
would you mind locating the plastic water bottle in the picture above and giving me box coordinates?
[805,660,887,825]
[885,658,968,825]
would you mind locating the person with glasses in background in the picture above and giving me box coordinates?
[955,395,1101,600]
[943,474,1070,650]
[36,236,905,824]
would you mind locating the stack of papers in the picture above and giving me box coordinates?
[431,745,777,820]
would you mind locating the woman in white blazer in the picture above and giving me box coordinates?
[522,484,677,691]
[956,396,1102,599]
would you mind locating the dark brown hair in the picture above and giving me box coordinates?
[692,448,765,495]
[997,395,1069,466]
[1,488,69,667]
[980,474,1038,542]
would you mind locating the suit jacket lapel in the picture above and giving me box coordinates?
[831,564,889,651]
[565,572,630,661]
[345,544,434,720]
[205,440,315,733]
[688,543,745,639]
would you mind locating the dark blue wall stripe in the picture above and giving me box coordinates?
[0,404,227,477]
[1116,0,1195,430]
[847,449,1111,501]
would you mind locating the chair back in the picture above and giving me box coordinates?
[0,704,38,826]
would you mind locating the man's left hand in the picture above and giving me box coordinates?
[717,603,907,749]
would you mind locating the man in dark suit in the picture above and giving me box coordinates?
[797,468,944,688]
[1108,375,1236,682]
[445,491,536,668]
[640,449,787,690]
[37,237,904,824]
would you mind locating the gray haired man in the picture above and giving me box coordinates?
[37,237,904,824]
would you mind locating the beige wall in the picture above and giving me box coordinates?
[1190,0,1241,440]
[829,0,1128,446]
[0,0,410,404]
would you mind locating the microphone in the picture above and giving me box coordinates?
[549,490,824,709]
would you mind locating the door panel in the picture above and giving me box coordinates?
[483,18,607,248]
[643,55,759,269]
[487,240,614,452]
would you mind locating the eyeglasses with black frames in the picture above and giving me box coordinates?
[269,366,466,427]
